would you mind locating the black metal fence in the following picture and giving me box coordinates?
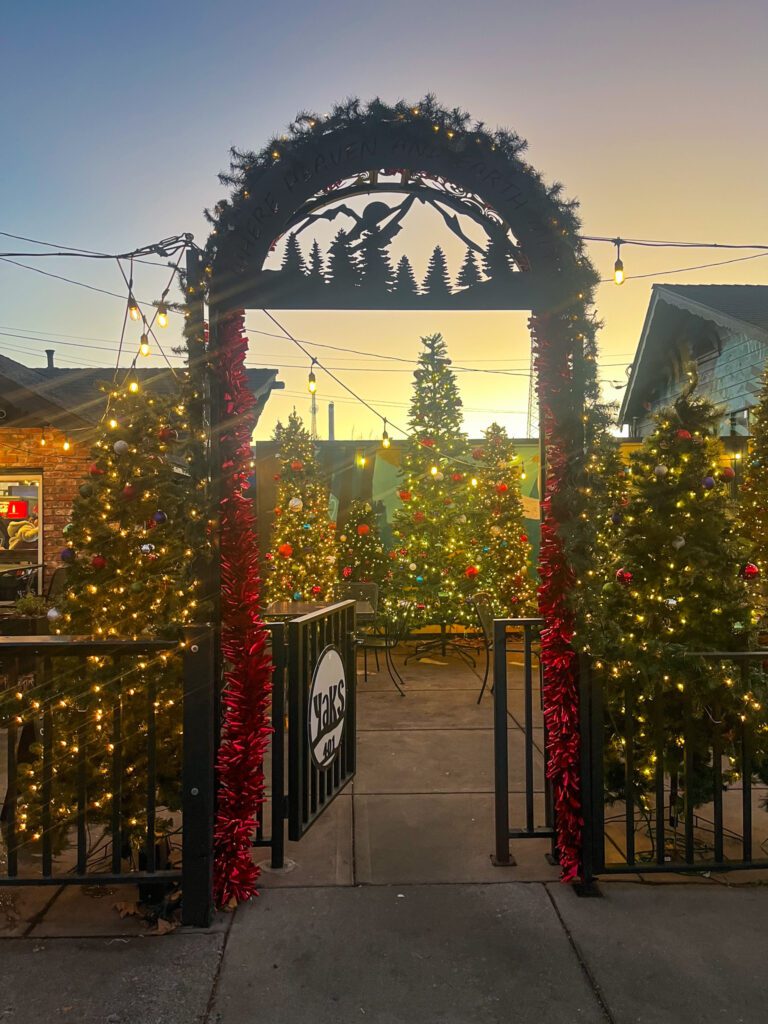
[0,628,216,927]
[580,651,768,881]
[288,601,356,841]
[491,618,555,865]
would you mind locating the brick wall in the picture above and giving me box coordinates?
[0,427,91,589]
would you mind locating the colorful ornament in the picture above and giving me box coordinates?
[292,592,302,601]
[152,510,168,524]
[121,483,138,501]
[519,533,528,543]
[421,437,435,447]
[277,543,294,558]
[398,490,412,501]
[490,525,502,536]
[88,463,104,477]
[158,426,178,442]
[702,476,715,489]
[414,511,426,523]
[288,496,304,513]
[60,548,75,562]
[62,523,73,536]
[91,555,107,570]
[616,567,633,586]
[451,473,463,482]
[342,566,353,579]
[664,598,678,609]
[676,429,692,440]
[472,447,484,460]
[465,565,479,579]
[720,466,736,481]
[672,535,686,550]
[416,575,424,583]
[113,439,129,455]
[79,483,93,498]
[741,562,760,581]
[290,460,304,471]
[409,562,417,571]
[140,543,155,554]
[434,471,444,481]
[46,607,61,621]
[611,512,623,525]
[131,580,144,593]
[496,482,509,494]
[654,465,669,478]
[302,523,311,530]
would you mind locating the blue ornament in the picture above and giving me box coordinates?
[302,523,311,530]
[60,548,75,563]
[702,476,715,490]
[501,541,508,548]
[292,591,302,601]
[483,546,490,553]
[416,576,424,583]
[153,510,168,524]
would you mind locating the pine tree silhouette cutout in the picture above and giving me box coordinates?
[392,255,419,296]
[482,236,514,280]
[422,246,452,298]
[281,232,306,276]
[456,248,481,289]
[307,240,325,282]
[358,230,393,294]
[326,229,360,291]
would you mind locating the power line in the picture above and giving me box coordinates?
[600,250,768,284]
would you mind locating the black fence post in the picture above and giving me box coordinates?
[492,620,513,866]
[182,624,216,927]
[577,653,604,892]
[269,622,287,869]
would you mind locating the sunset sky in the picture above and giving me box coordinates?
[3,0,767,439]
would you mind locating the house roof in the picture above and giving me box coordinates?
[619,284,768,426]
[0,354,283,430]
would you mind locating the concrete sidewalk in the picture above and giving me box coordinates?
[2,881,767,1023]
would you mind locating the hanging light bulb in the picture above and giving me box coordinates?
[128,294,140,321]
[139,334,151,357]
[39,426,47,448]
[62,436,71,452]
[128,380,139,394]
[520,460,527,480]
[156,303,169,328]
[381,419,391,449]
[613,240,625,285]
[308,359,317,394]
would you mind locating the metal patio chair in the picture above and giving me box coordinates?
[471,591,496,704]
[357,599,414,697]
[0,564,43,603]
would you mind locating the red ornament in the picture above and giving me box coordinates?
[720,466,736,481]
[676,429,692,440]
[496,482,509,494]
[399,490,412,501]
[158,426,178,442]
[472,447,485,460]
[741,562,760,581]
[88,463,104,477]
[421,437,435,447]
[91,555,107,570]
[277,543,294,558]
[265,552,273,561]
[616,568,633,586]
[311,585,323,595]
[357,523,370,536]
[290,460,304,471]
[273,474,281,481]
[121,483,137,501]
[274,506,282,516]
[414,510,426,523]
[451,472,463,482]
[519,533,528,543]
[465,565,479,579]
[342,566,353,579]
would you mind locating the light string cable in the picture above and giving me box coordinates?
[261,309,504,473]
[113,257,132,378]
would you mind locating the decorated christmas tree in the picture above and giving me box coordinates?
[468,423,535,615]
[738,369,768,626]
[599,375,766,808]
[2,378,204,854]
[389,334,474,627]
[264,410,338,602]
[337,499,389,588]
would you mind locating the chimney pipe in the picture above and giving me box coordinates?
[328,402,335,441]
[45,349,55,369]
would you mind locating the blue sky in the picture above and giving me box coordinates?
[3,0,767,437]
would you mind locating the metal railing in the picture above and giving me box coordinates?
[580,651,768,881]
[492,617,555,866]
[0,628,216,927]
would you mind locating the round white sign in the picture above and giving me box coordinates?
[308,646,347,770]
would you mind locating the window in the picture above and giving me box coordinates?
[0,474,43,598]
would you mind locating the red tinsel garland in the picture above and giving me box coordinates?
[531,313,582,882]
[212,310,273,908]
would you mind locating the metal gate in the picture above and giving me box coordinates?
[256,600,357,866]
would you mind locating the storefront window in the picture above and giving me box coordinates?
[0,475,43,597]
